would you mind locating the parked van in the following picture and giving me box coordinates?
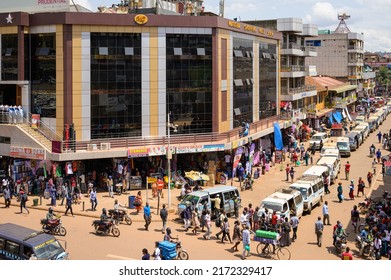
[321,148,341,160]
[336,137,351,157]
[368,116,379,132]
[309,132,329,150]
[373,111,385,124]
[344,132,359,151]
[302,165,330,184]
[316,156,340,184]
[366,118,377,133]
[0,223,69,260]
[259,188,304,219]
[320,142,338,156]
[355,115,366,126]
[350,129,364,145]
[177,186,240,219]
[354,124,369,139]
[289,175,324,215]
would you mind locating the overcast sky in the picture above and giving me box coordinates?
[75,0,391,52]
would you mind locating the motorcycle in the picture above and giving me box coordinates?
[358,197,372,214]
[334,232,348,254]
[241,177,253,191]
[92,219,120,237]
[40,217,67,236]
[370,147,375,158]
[108,209,132,225]
[162,238,189,260]
[355,235,375,260]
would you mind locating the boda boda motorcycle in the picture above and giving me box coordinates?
[40,217,67,236]
[92,219,120,237]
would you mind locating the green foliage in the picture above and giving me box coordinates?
[377,66,390,87]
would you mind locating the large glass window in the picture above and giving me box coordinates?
[30,33,56,118]
[259,42,277,119]
[166,34,212,134]
[1,34,18,81]
[90,33,142,139]
[233,38,253,128]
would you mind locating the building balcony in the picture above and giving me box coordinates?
[348,58,364,66]
[281,43,305,56]
[331,93,357,108]
[348,74,363,80]
[304,46,317,57]
[280,64,306,78]
[280,85,317,101]
[348,45,364,53]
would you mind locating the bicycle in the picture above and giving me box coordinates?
[256,237,291,260]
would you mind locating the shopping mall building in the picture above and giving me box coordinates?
[0,3,294,188]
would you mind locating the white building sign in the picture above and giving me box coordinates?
[0,0,70,14]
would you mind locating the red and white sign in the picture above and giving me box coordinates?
[10,146,45,160]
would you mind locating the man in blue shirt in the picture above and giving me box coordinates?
[144,202,151,231]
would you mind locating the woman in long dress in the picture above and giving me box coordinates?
[135,191,143,214]
[231,220,241,252]
[191,208,201,235]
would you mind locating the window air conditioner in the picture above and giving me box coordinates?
[87,144,98,151]
[100,143,110,150]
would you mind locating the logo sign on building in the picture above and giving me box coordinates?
[0,0,70,14]
[134,14,148,25]
[10,146,45,160]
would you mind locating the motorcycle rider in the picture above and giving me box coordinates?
[359,226,373,256]
[333,222,346,247]
[43,207,58,229]
[370,144,375,157]
[163,227,178,243]
[113,199,125,214]
[99,208,110,229]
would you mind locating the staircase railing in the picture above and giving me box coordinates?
[27,113,62,142]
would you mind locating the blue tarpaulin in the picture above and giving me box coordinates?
[333,112,342,123]
[328,114,333,124]
[273,123,284,150]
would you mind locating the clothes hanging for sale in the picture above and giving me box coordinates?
[56,165,62,177]
[66,162,73,175]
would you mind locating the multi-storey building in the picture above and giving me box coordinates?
[0,2,287,183]
[305,14,365,88]
[243,18,318,120]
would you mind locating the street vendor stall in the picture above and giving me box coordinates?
[330,124,343,137]
[184,171,209,186]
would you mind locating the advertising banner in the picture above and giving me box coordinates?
[0,0,70,13]
[10,146,45,160]
[31,114,40,129]
[202,144,225,152]
[176,145,203,154]
[127,148,149,158]
[232,146,243,178]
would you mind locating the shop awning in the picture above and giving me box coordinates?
[328,114,333,124]
[330,85,358,94]
[333,112,343,123]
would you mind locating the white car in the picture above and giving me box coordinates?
[309,132,329,150]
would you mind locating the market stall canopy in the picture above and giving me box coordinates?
[332,111,343,123]
[184,171,209,182]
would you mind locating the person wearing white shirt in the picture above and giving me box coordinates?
[153,242,161,260]
[240,210,249,229]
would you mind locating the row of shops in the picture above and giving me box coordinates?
[0,98,363,194]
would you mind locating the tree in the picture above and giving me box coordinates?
[377,66,390,91]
